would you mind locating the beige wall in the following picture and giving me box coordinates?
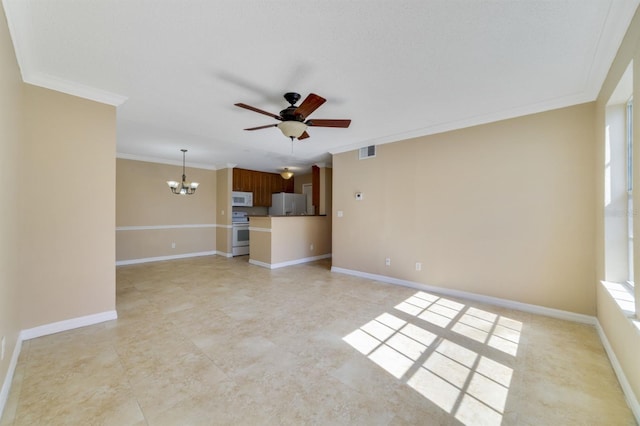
[1,4,117,403]
[116,158,216,262]
[294,172,312,193]
[595,6,640,407]
[319,167,332,216]
[248,217,272,265]
[20,85,117,329]
[0,1,24,399]
[216,168,232,256]
[333,102,596,315]
[249,216,331,266]
[271,216,331,264]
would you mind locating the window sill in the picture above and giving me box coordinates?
[601,281,637,318]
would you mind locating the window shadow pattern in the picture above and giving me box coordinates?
[343,291,522,426]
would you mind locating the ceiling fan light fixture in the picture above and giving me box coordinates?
[280,168,294,180]
[277,121,307,139]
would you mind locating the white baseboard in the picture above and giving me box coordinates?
[115,250,217,266]
[1,309,117,420]
[0,337,22,421]
[248,259,271,268]
[216,251,233,258]
[20,310,118,341]
[596,320,640,423]
[330,266,596,325]
[250,254,332,269]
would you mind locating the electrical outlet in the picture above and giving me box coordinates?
[171,242,176,249]
[337,210,344,217]
[310,244,314,251]
[1,336,5,361]
[415,262,422,271]
[385,257,391,266]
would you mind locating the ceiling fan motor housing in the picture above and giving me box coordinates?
[283,92,301,106]
[280,106,305,122]
[281,92,305,121]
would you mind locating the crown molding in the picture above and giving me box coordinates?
[329,92,593,156]
[116,153,217,170]
[24,71,128,106]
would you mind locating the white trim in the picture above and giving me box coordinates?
[601,280,637,318]
[116,224,217,231]
[596,320,640,423]
[116,251,217,266]
[248,259,272,268]
[330,267,596,325]
[26,72,127,106]
[216,251,234,258]
[250,254,332,269]
[116,153,217,170]
[20,310,117,341]
[0,337,22,421]
[329,93,594,157]
[248,227,272,233]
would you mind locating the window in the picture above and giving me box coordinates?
[627,98,635,287]
[604,62,633,288]
[604,61,637,317]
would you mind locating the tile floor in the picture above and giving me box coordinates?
[0,256,635,425]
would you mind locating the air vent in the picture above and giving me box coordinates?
[359,145,376,159]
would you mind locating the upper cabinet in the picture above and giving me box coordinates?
[232,168,295,206]
[232,168,252,192]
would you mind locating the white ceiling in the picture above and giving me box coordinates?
[4,0,639,174]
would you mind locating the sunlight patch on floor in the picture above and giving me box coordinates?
[343,291,522,426]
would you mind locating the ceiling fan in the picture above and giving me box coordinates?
[235,92,351,140]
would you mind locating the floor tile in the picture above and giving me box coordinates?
[0,256,635,425]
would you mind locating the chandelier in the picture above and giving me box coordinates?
[166,149,199,195]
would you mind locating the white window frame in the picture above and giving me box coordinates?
[627,98,635,289]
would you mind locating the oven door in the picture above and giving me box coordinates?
[232,223,250,247]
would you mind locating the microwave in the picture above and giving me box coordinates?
[231,191,253,207]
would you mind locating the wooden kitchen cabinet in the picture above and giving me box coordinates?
[270,173,282,195]
[282,177,294,193]
[232,168,253,192]
[232,168,295,207]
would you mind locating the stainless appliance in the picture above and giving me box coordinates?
[232,211,250,256]
[269,192,307,216]
[231,191,253,207]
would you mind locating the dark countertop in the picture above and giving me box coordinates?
[249,214,328,218]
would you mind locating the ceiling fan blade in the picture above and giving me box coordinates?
[294,93,326,118]
[305,119,351,128]
[298,131,310,140]
[244,124,278,131]
[235,103,281,120]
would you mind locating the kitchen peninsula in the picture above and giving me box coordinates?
[248,215,331,269]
